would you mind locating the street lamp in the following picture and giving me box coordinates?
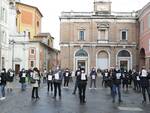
[9,39,16,71]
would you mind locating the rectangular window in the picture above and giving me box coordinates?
[30,61,34,67]
[100,29,105,39]
[120,30,128,41]
[79,30,85,41]
[2,30,7,43]
[1,7,7,23]
[30,49,35,55]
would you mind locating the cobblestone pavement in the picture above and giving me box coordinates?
[0,77,150,113]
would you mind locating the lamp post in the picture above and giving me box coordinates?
[9,39,15,71]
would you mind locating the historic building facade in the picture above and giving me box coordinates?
[138,2,150,70]
[60,0,138,73]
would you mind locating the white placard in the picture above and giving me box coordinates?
[10,72,13,77]
[116,73,121,79]
[48,75,52,81]
[22,73,26,77]
[141,70,147,77]
[81,73,86,80]
[77,72,80,75]
[92,75,96,79]
[55,73,59,80]
[0,77,1,80]
[66,73,69,77]
[137,76,140,81]
[105,73,108,77]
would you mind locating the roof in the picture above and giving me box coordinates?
[29,40,60,53]
[16,2,43,17]
[34,33,54,39]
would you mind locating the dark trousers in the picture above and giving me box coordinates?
[112,84,121,102]
[64,78,69,87]
[47,81,53,92]
[73,80,78,94]
[32,87,39,98]
[122,83,128,91]
[78,83,87,103]
[54,82,61,97]
[90,79,96,88]
[141,86,150,102]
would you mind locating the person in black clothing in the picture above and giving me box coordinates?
[0,68,7,100]
[6,69,14,92]
[53,67,63,99]
[90,67,97,89]
[111,69,122,103]
[19,68,27,91]
[77,68,88,104]
[140,67,150,103]
[122,70,129,92]
[47,69,54,93]
[63,68,71,88]
[72,67,81,95]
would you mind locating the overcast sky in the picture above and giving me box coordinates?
[21,0,150,49]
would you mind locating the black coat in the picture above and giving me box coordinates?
[6,71,14,82]
[0,72,7,85]
[19,71,26,83]
[140,76,150,87]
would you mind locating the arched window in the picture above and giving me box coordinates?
[75,49,88,57]
[118,50,130,57]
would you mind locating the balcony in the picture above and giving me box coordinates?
[97,39,108,43]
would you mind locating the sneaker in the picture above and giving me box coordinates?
[0,97,6,100]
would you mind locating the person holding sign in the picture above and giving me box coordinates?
[19,68,27,91]
[47,69,54,93]
[72,67,81,95]
[77,68,88,104]
[6,69,14,92]
[139,66,150,104]
[53,67,63,99]
[63,68,71,88]
[31,67,40,99]
[89,68,97,89]
[111,69,122,103]
[0,68,7,100]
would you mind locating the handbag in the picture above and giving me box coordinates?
[30,77,36,84]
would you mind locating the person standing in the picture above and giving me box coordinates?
[77,68,88,104]
[47,69,54,93]
[63,68,71,88]
[140,67,150,104]
[53,67,63,99]
[6,69,14,92]
[89,68,97,89]
[0,68,7,100]
[72,67,81,95]
[19,68,27,91]
[111,69,122,103]
[31,67,40,99]
[43,69,47,84]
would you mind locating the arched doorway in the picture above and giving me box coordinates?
[139,48,145,69]
[117,50,131,71]
[74,49,89,73]
[97,50,109,70]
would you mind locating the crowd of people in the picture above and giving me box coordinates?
[0,66,150,105]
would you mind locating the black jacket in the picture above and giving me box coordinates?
[6,71,14,82]
[77,72,88,84]
[19,71,26,83]
[0,72,7,85]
